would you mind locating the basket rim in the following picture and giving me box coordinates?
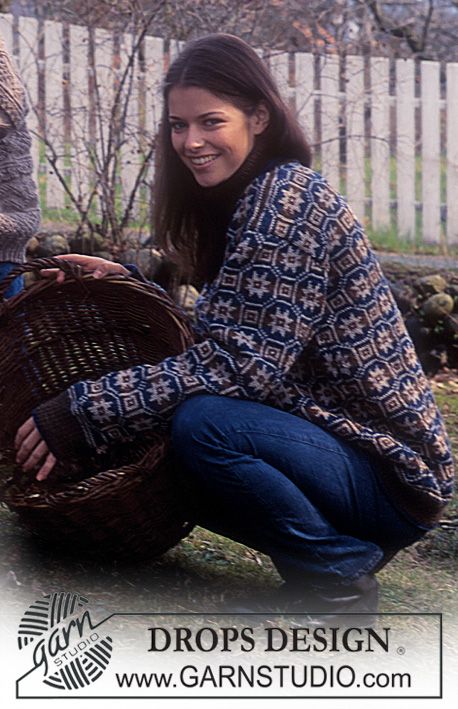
[1,438,168,508]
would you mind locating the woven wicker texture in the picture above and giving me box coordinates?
[0,257,195,558]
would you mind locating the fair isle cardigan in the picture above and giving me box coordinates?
[0,36,40,262]
[34,162,455,526]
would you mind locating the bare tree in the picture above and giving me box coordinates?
[6,1,168,253]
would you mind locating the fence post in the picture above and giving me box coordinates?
[270,50,290,104]
[446,63,458,246]
[44,19,65,210]
[396,58,416,240]
[320,54,340,191]
[0,12,13,53]
[143,35,164,219]
[68,23,90,209]
[93,27,114,219]
[345,54,365,222]
[294,52,315,152]
[370,56,390,231]
[421,60,441,245]
[119,29,142,219]
[17,14,40,189]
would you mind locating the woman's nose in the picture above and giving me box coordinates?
[184,125,205,151]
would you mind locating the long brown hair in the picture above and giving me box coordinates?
[153,33,312,285]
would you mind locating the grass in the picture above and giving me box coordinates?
[367,224,442,255]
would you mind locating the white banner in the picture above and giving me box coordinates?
[1,592,449,703]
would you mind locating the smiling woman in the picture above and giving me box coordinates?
[15,33,455,620]
[168,86,270,187]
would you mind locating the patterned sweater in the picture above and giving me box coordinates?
[0,36,40,262]
[34,162,455,526]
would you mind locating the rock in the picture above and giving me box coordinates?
[34,234,70,257]
[151,256,179,291]
[92,251,113,261]
[442,313,458,337]
[23,272,39,289]
[68,232,106,254]
[404,315,442,374]
[389,282,416,314]
[421,293,455,323]
[177,285,199,315]
[446,284,458,299]
[416,274,448,295]
[121,248,163,279]
[128,232,154,247]
[26,236,40,256]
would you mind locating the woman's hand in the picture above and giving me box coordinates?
[15,417,57,481]
[40,254,130,285]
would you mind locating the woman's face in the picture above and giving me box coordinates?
[168,86,268,187]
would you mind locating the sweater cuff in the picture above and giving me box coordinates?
[33,390,92,461]
[124,263,149,283]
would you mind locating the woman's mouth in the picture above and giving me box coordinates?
[189,155,219,167]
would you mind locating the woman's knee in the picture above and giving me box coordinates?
[171,394,226,455]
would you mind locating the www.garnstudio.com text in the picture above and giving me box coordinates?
[116,664,411,690]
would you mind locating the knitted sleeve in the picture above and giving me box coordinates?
[0,37,39,261]
[0,38,26,128]
[0,108,12,133]
[33,165,330,459]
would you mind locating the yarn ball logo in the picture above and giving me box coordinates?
[17,592,113,690]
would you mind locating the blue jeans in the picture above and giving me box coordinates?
[171,395,426,587]
[0,262,23,299]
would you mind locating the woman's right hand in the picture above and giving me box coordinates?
[40,254,130,284]
[15,416,57,481]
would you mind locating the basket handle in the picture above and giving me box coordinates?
[0,257,86,301]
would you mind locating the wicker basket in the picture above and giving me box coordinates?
[0,257,195,558]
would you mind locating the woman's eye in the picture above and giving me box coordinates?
[169,122,186,132]
[204,118,223,127]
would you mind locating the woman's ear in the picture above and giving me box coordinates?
[253,102,270,135]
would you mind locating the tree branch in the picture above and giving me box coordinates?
[366,0,437,57]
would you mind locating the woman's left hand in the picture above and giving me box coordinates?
[15,416,57,481]
[40,254,130,284]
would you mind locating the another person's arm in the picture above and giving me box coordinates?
[0,37,26,131]
[0,108,12,137]
[0,36,40,264]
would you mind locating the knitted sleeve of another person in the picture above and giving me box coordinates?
[0,108,12,132]
[0,36,40,262]
[0,38,26,128]
[32,164,330,459]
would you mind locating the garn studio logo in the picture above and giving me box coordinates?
[17,592,112,690]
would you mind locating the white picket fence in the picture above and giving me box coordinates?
[1,12,458,246]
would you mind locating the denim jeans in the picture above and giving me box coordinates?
[0,262,23,299]
[171,395,427,587]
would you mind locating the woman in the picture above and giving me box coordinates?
[15,34,454,617]
[0,34,40,297]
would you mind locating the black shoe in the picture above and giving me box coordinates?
[278,574,379,626]
[222,575,378,626]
